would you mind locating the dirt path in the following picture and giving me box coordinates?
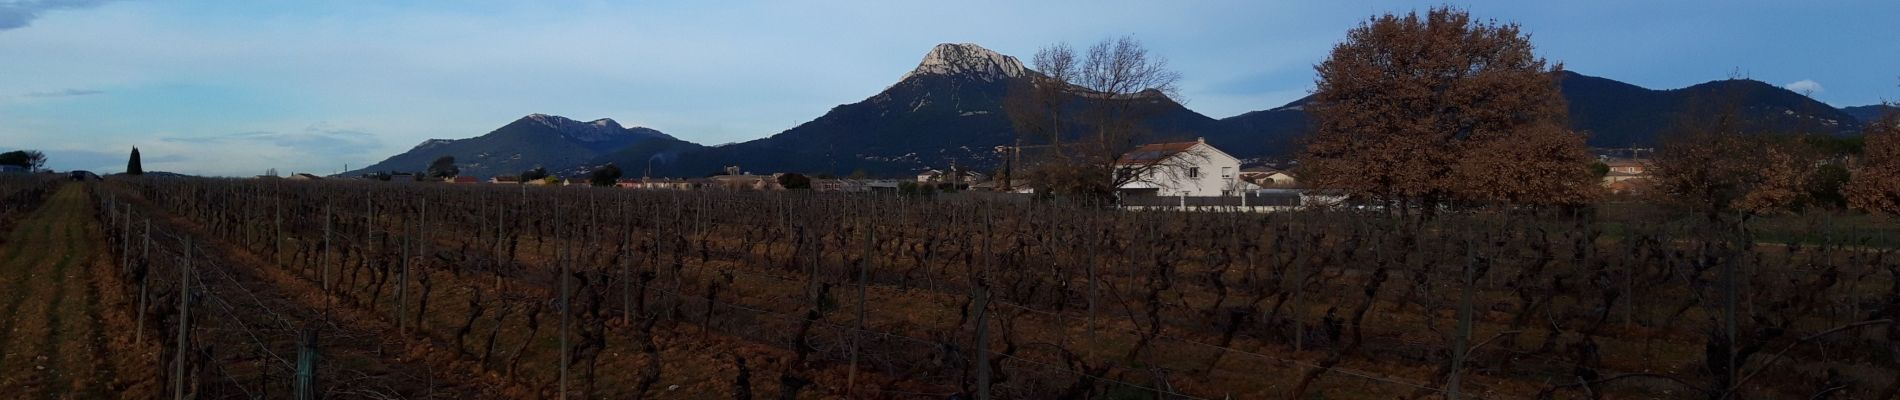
[0,184,136,398]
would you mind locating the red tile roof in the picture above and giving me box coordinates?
[1116,141,1199,165]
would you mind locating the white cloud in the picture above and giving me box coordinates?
[20,88,102,97]
[1784,79,1824,96]
[0,0,117,31]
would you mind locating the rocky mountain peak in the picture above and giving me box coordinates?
[897,43,1027,83]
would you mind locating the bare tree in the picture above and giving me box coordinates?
[1005,36,1185,199]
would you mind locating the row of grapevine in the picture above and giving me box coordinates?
[94,177,1900,399]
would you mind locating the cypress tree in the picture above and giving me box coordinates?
[127,147,144,175]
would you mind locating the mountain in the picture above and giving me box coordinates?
[1559,71,1860,147]
[358,43,1876,179]
[1212,71,1864,157]
[346,114,673,178]
[1844,104,1898,124]
[1209,100,1308,160]
[588,43,1240,177]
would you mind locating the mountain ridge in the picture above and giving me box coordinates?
[345,114,674,178]
[355,43,1880,179]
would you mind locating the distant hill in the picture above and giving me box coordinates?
[1560,71,1860,147]
[356,44,1880,179]
[346,114,673,178]
[1844,104,1898,124]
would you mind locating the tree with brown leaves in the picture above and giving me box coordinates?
[1648,91,1821,219]
[1846,106,1900,214]
[1301,7,1593,214]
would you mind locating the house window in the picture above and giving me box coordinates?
[1220,167,1232,178]
[1188,167,1200,178]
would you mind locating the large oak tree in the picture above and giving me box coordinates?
[1301,7,1594,213]
[1846,106,1900,214]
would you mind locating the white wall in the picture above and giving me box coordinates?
[1118,142,1243,197]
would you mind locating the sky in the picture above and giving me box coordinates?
[1,0,1896,176]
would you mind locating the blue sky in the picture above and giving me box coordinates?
[1,0,1896,176]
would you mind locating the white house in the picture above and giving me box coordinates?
[1114,137,1245,197]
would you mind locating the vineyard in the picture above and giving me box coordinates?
[4,176,1893,399]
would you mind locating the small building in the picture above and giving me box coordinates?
[917,169,984,185]
[489,176,521,184]
[814,179,870,192]
[287,173,323,181]
[1604,158,1647,175]
[710,174,778,190]
[445,176,479,184]
[1601,158,1650,186]
[621,178,700,190]
[1114,137,1245,197]
[1238,167,1298,188]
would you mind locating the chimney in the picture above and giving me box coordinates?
[1196,137,1205,144]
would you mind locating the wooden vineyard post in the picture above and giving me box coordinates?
[416,198,430,336]
[558,207,570,400]
[399,209,410,332]
[1087,245,1098,360]
[847,224,873,396]
[622,202,633,325]
[295,328,320,400]
[121,203,131,277]
[1448,234,1477,400]
[973,279,992,400]
[323,206,332,293]
[1290,246,1307,353]
[137,219,150,344]
[175,238,192,400]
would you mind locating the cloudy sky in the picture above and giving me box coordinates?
[2,0,1896,176]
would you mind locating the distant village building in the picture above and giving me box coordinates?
[1600,158,1650,194]
[814,179,870,192]
[620,177,701,190]
[1238,167,1298,188]
[446,176,479,184]
[708,166,781,190]
[489,176,521,184]
[1604,158,1647,175]
[916,169,984,186]
[710,174,778,190]
[287,173,323,181]
[1114,137,1244,197]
